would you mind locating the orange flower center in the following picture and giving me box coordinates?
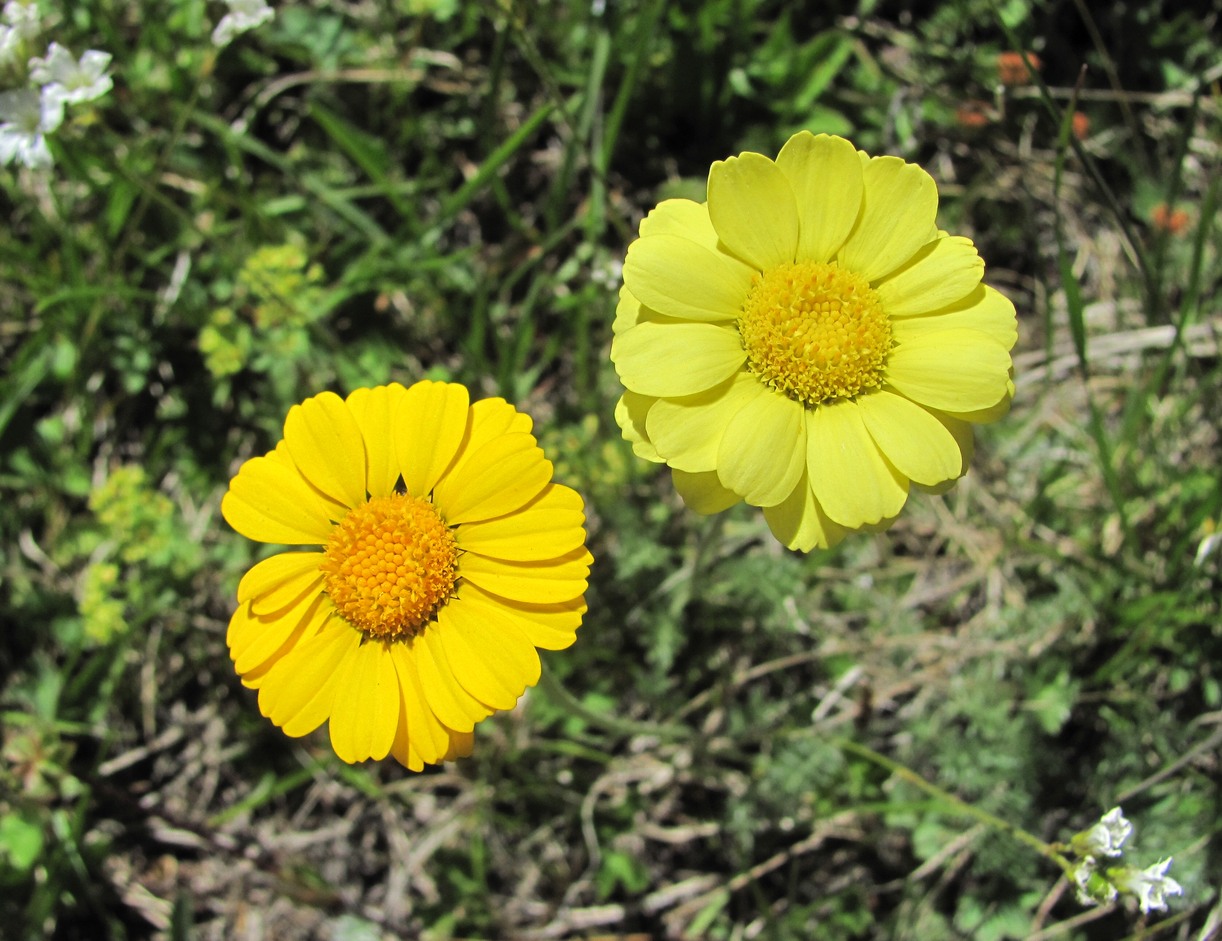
[320,493,459,639]
[738,261,892,406]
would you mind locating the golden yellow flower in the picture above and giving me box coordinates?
[612,132,1017,550]
[222,381,591,770]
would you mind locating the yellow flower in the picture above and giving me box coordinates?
[612,132,1017,551]
[221,381,591,770]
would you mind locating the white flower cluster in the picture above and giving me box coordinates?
[1067,807,1183,915]
[0,2,112,170]
[212,0,274,48]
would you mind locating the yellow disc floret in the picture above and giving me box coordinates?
[738,261,892,406]
[320,492,459,639]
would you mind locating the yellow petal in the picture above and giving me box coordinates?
[442,396,534,487]
[328,640,399,763]
[615,392,663,462]
[238,551,324,613]
[875,236,984,317]
[857,391,962,486]
[412,629,491,732]
[774,132,863,264]
[222,453,336,545]
[890,284,1017,350]
[762,472,849,552]
[283,391,368,510]
[459,546,591,604]
[623,233,755,322]
[639,197,719,250]
[886,328,1013,412]
[445,731,474,761]
[457,483,586,561]
[388,643,453,767]
[707,151,799,270]
[612,284,644,335]
[716,388,807,506]
[912,410,975,492]
[672,468,742,514]
[395,381,470,498]
[807,401,908,527]
[438,599,540,710]
[230,589,330,676]
[837,155,938,282]
[458,581,584,651]
[346,384,407,499]
[258,618,358,737]
[434,433,552,525]
[645,371,758,472]
[612,321,746,397]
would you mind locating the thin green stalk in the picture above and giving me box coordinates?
[537,665,688,741]
[836,738,1073,874]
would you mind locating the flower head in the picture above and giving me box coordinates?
[0,86,62,168]
[1,1,39,41]
[998,51,1040,86]
[30,42,113,108]
[612,132,1017,550]
[1111,858,1183,914]
[1070,857,1118,907]
[222,381,592,770]
[212,0,275,47]
[1071,806,1133,859]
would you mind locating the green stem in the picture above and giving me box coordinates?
[536,666,688,741]
[836,738,1074,875]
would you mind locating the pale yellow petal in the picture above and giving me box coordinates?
[889,284,1018,349]
[716,389,807,506]
[283,391,367,510]
[441,396,535,487]
[434,433,552,525]
[912,410,975,493]
[438,598,540,710]
[672,469,742,514]
[328,640,399,763]
[886,329,1013,412]
[645,371,758,472]
[707,151,799,270]
[458,546,591,604]
[762,473,849,552]
[222,454,336,545]
[612,284,644,335]
[837,155,938,282]
[457,483,586,561]
[623,233,755,322]
[807,400,908,527]
[238,551,324,613]
[857,390,962,486]
[412,630,492,732]
[612,321,746,397]
[875,236,983,317]
[775,132,864,264]
[639,197,719,250]
[395,381,471,498]
[346,384,407,499]
[615,392,663,462]
[258,618,358,737]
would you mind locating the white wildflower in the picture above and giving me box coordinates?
[1,1,40,41]
[211,0,274,47]
[1072,806,1133,859]
[1070,858,1117,907]
[30,42,113,108]
[0,86,62,168]
[1113,858,1184,914]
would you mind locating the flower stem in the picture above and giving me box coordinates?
[835,737,1074,875]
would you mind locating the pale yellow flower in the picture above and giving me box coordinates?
[613,132,1017,550]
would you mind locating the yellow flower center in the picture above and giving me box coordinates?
[738,261,892,406]
[320,492,459,640]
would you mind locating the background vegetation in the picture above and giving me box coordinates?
[1,0,1219,938]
